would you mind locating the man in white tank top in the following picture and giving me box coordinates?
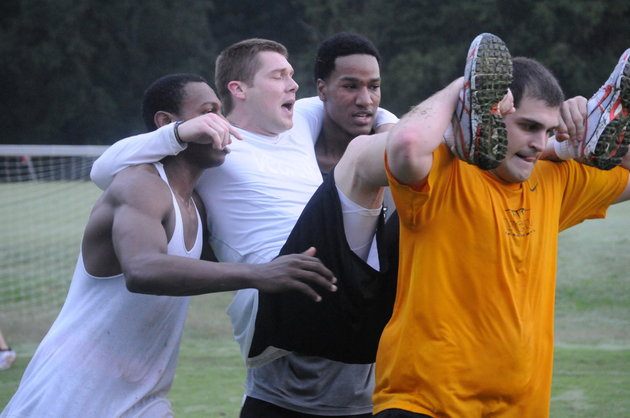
[1,74,335,418]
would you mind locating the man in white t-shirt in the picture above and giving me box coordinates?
[90,37,398,417]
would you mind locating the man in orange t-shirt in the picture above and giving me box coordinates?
[360,35,630,417]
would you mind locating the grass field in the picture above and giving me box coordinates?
[1,181,628,416]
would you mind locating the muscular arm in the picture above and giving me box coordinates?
[84,166,336,300]
[387,78,463,185]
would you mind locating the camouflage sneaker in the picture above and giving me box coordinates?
[452,33,513,170]
[579,48,630,170]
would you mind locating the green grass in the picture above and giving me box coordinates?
[1,183,629,416]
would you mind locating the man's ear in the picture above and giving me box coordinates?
[316,79,327,101]
[154,111,176,128]
[227,81,246,100]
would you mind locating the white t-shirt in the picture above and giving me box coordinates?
[88,96,399,415]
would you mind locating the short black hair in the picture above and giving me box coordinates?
[511,57,564,108]
[142,73,208,131]
[314,32,381,83]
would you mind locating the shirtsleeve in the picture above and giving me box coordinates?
[557,162,629,231]
[90,123,186,190]
[294,97,325,145]
[374,106,399,127]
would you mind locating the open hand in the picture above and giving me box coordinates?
[254,247,337,302]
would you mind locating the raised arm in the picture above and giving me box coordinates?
[387,78,464,185]
[547,96,630,203]
[90,124,185,190]
[91,113,238,190]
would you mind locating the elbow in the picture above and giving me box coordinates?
[388,126,421,165]
[122,261,156,295]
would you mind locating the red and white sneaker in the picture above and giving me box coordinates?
[579,48,630,170]
[452,33,513,170]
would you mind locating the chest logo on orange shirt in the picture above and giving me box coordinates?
[504,207,535,237]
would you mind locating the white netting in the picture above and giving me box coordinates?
[0,145,107,334]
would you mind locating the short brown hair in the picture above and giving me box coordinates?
[215,38,288,115]
[511,57,564,108]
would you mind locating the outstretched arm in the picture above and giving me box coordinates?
[90,113,238,190]
[84,166,336,301]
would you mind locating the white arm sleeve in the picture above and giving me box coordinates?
[90,123,187,190]
[375,106,399,127]
[294,97,325,145]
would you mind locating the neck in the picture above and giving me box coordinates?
[227,112,280,137]
[161,157,202,201]
[315,118,356,174]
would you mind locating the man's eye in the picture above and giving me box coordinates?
[521,123,536,131]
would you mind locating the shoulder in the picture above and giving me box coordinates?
[106,164,172,216]
[294,96,322,112]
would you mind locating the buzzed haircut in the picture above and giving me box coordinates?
[511,57,564,108]
[142,73,208,131]
[314,32,381,83]
[215,39,289,116]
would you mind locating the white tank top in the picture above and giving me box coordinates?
[2,162,202,417]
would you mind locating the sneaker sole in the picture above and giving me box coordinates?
[470,35,512,170]
[588,54,630,170]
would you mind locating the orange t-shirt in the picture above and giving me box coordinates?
[373,144,628,417]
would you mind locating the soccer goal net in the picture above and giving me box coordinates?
[0,145,107,339]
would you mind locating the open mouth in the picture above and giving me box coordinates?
[352,111,373,124]
[282,101,294,112]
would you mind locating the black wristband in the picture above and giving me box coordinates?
[174,121,185,145]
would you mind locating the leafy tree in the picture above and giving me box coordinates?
[0,0,217,145]
[1,0,628,145]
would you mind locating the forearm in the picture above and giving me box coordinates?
[123,254,259,296]
[91,124,185,190]
[387,78,462,184]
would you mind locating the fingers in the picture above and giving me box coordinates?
[289,281,325,302]
[558,96,587,141]
[301,246,317,257]
[499,89,515,116]
[556,115,569,142]
[178,113,234,150]
[258,251,338,302]
[229,124,243,141]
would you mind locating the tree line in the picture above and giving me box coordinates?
[1,0,628,145]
